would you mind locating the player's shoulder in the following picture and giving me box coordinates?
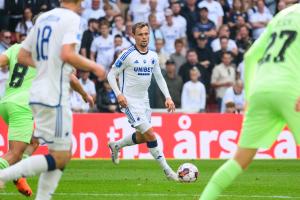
[119,46,136,59]
[8,43,21,52]
[38,8,80,24]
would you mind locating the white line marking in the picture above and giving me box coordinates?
[0,192,300,199]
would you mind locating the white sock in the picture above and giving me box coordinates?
[35,169,63,200]
[0,155,48,182]
[148,146,171,172]
[116,133,137,148]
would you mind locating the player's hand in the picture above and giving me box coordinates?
[117,94,128,108]
[295,97,300,112]
[165,97,175,113]
[83,94,94,108]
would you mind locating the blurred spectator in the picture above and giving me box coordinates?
[192,6,217,43]
[221,79,245,113]
[7,0,27,32]
[197,0,224,28]
[224,101,236,113]
[114,34,128,53]
[96,79,119,112]
[219,0,231,24]
[276,0,286,14]
[161,9,186,55]
[211,52,236,110]
[155,60,183,108]
[147,0,165,25]
[169,39,186,74]
[0,67,8,99]
[119,0,131,19]
[155,38,169,70]
[82,0,105,22]
[148,13,164,51]
[170,1,187,35]
[90,21,114,72]
[249,0,272,39]
[0,0,9,30]
[228,0,249,35]
[181,0,199,47]
[181,67,206,112]
[156,0,169,12]
[195,34,214,90]
[15,7,33,42]
[80,18,99,59]
[0,30,11,54]
[32,0,60,14]
[236,25,252,63]
[237,61,244,82]
[99,3,115,26]
[178,49,209,89]
[214,37,236,64]
[112,14,125,36]
[71,71,96,113]
[128,0,149,24]
[247,0,271,17]
[103,0,121,15]
[211,24,238,56]
[123,20,135,45]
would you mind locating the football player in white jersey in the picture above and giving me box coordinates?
[107,22,178,181]
[0,0,105,199]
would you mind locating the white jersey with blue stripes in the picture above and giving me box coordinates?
[21,8,82,107]
[107,45,171,103]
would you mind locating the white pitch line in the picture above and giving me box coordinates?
[0,192,300,199]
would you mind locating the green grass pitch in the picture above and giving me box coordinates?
[0,160,299,200]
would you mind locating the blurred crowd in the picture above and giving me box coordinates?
[0,0,297,113]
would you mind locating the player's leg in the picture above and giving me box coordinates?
[108,131,146,164]
[0,105,72,200]
[138,125,177,181]
[199,92,286,200]
[108,107,147,164]
[0,103,34,196]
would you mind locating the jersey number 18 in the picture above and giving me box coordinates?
[36,26,52,61]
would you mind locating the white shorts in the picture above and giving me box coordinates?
[30,104,72,151]
[122,103,152,134]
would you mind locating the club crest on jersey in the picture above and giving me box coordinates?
[115,59,122,68]
[151,58,155,65]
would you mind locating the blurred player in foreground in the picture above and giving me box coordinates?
[107,22,178,181]
[0,43,94,197]
[200,4,300,200]
[0,0,105,199]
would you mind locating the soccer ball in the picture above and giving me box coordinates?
[177,163,199,183]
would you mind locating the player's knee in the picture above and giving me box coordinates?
[143,129,156,142]
[5,150,23,164]
[46,152,71,170]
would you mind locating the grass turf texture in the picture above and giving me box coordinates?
[0,160,299,200]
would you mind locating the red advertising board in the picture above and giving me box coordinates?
[0,113,299,159]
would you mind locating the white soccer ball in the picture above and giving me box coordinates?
[177,163,199,183]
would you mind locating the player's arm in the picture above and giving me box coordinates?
[70,73,94,108]
[0,54,9,67]
[153,57,175,112]
[18,27,36,67]
[60,44,106,80]
[107,51,128,108]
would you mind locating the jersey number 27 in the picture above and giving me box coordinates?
[260,30,297,64]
